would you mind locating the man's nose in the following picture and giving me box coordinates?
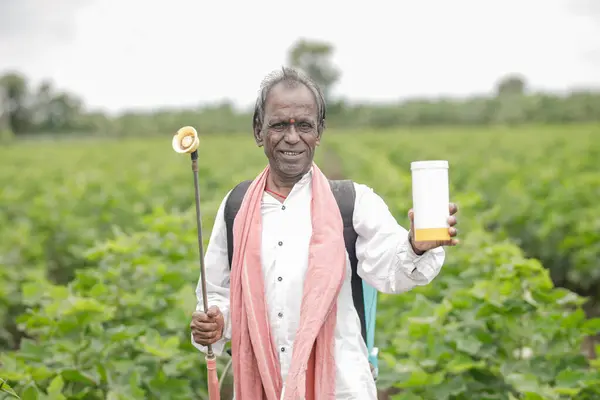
[284,125,300,144]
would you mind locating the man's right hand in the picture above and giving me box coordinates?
[190,305,225,346]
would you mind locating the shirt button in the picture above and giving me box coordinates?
[280,347,285,352]
[278,312,283,318]
[278,241,283,246]
[278,277,283,282]
[281,205,286,210]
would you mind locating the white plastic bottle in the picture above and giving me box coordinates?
[410,160,450,242]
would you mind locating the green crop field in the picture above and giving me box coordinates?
[1,124,600,399]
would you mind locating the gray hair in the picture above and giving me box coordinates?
[252,66,326,135]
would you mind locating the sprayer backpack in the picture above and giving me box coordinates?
[223,179,379,379]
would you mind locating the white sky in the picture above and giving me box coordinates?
[1,0,599,114]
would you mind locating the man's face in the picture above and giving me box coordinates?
[254,82,321,181]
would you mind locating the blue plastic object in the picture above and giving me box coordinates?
[362,280,379,379]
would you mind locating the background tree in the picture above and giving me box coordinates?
[0,72,31,134]
[287,38,341,103]
[0,85,14,143]
[496,73,528,97]
[494,73,529,126]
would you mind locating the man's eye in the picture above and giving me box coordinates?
[271,122,285,130]
[298,122,313,131]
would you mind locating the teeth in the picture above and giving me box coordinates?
[284,152,299,156]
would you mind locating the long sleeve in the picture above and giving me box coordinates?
[353,183,445,294]
[191,190,232,356]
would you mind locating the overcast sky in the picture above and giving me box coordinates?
[1,0,599,113]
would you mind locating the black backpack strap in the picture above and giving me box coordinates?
[328,180,365,344]
[224,180,253,269]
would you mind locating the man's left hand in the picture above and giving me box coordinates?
[408,203,459,255]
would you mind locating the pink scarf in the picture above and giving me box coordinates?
[229,163,346,400]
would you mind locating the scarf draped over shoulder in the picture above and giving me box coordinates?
[229,163,346,400]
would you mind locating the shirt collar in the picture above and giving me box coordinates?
[295,166,314,188]
[262,166,314,203]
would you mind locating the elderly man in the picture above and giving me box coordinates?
[190,67,459,400]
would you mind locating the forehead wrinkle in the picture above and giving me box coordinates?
[265,98,317,116]
[268,108,317,121]
[267,83,316,105]
[269,102,315,112]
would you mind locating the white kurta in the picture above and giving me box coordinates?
[192,169,446,399]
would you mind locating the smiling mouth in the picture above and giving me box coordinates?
[280,151,304,157]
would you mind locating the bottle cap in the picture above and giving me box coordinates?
[410,160,449,170]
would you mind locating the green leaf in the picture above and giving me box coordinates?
[455,337,483,356]
[20,384,39,400]
[394,366,433,388]
[0,378,21,399]
[555,368,587,388]
[46,375,66,400]
[505,373,541,394]
[17,340,48,363]
[522,393,545,400]
[60,369,98,386]
[581,318,600,335]
[429,376,467,399]
[21,283,46,305]
[445,355,485,374]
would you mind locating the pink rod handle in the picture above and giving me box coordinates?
[206,356,220,400]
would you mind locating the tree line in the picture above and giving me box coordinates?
[2,39,600,139]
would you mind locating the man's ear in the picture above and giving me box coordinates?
[254,125,263,147]
[316,119,325,146]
